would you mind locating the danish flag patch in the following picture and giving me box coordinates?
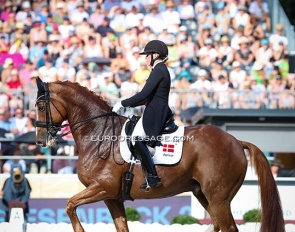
[163,144,175,153]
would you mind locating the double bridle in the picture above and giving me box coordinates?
[35,82,116,141]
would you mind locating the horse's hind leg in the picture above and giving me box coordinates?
[208,202,238,232]
[192,187,220,231]
[104,199,129,232]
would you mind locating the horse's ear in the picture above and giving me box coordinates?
[36,76,45,99]
[36,76,44,90]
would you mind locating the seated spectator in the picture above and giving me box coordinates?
[20,144,46,174]
[103,0,121,14]
[11,108,28,136]
[109,5,126,34]
[133,59,150,87]
[197,25,212,48]
[244,15,265,52]
[143,5,165,35]
[47,34,63,65]
[76,18,92,42]
[0,88,9,109]
[18,60,34,88]
[249,0,271,32]
[9,94,23,117]
[127,46,142,72]
[52,2,66,25]
[52,148,76,174]
[89,5,105,29]
[175,71,191,113]
[213,74,230,108]
[0,35,10,55]
[267,74,287,109]
[197,38,218,68]
[3,12,16,37]
[232,4,250,30]
[210,58,228,83]
[278,86,295,109]
[195,0,212,15]
[96,17,114,38]
[83,35,103,58]
[215,2,231,36]
[234,37,254,71]
[9,22,29,51]
[2,145,26,174]
[271,159,295,178]
[161,1,181,34]
[254,39,272,67]
[217,36,233,66]
[38,58,58,82]
[190,69,213,107]
[177,0,195,21]
[238,81,262,109]
[177,35,196,68]
[138,26,157,49]
[197,4,215,30]
[125,5,141,30]
[29,20,47,48]
[0,2,14,22]
[1,58,14,84]
[70,2,89,25]
[231,26,245,51]
[16,1,36,22]
[29,39,47,64]
[57,58,76,82]
[269,24,288,56]
[277,54,289,79]
[120,72,139,99]
[99,73,119,103]
[6,69,22,91]
[229,61,247,90]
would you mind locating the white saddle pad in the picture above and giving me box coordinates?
[120,119,184,165]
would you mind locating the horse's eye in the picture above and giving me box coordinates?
[38,106,45,112]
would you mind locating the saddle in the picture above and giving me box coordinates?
[125,114,178,152]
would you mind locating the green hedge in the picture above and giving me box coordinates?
[125,207,141,221]
[243,209,262,223]
[171,215,199,225]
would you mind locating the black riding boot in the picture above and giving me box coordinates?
[133,139,162,189]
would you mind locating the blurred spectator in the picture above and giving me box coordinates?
[29,39,47,64]
[197,38,218,68]
[57,58,76,82]
[0,87,9,109]
[238,81,262,109]
[3,12,16,36]
[267,74,286,108]
[11,108,27,135]
[16,1,36,22]
[210,59,228,82]
[18,61,34,87]
[254,39,272,67]
[120,71,139,99]
[229,61,247,90]
[232,4,250,30]
[70,2,89,25]
[103,0,121,14]
[197,25,212,49]
[244,15,265,52]
[52,148,76,174]
[95,17,114,38]
[6,69,22,91]
[278,85,295,109]
[1,58,14,83]
[0,2,14,22]
[249,0,271,32]
[0,35,10,55]
[58,17,76,40]
[175,70,191,113]
[178,35,196,68]
[162,1,181,34]
[47,34,63,64]
[29,20,47,48]
[125,5,140,29]
[213,74,230,108]
[2,145,26,174]
[99,73,119,102]
[76,18,92,41]
[10,22,28,46]
[197,4,215,30]
[271,159,295,178]
[195,0,212,15]
[217,36,233,66]
[52,2,66,25]
[143,5,164,34]
[215,2,231,36]
[138,26,156,49]
[231,25,245,51]
[38,58,58,82]
[133,59,150,87]
[190,69,212,107]
[89,5,105,29]
[177,0,195,21]
[269,24,288,56]
[234,37,254,71]
[83,35,103,58]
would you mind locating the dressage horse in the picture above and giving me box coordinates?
[35,77,285,232]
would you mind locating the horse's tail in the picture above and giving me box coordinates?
[242,141,285,232]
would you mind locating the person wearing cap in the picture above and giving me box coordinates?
[161,1,181,34]
[70,1,89,25]
[89,5,106,29]
[232,4,250,30]
[112,40,173,189]
[217,36,233,66]
[142,4,165,35]
[234,36,254,71]
[9,22,28,47]
[194,0,212,15]
[229,61,247,90]
[197,4,215,30]
[1,58,14,83]
[95,17,114,37]
[53,2,66,25]
[38,58,58,82]
[0,1,15,22]
[210,58,228,82]
[254,38,272,67]
[28,19,47,48]
[269,24,288,52]
[15,1,36,22]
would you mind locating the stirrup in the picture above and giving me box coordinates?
[140,176,162,190]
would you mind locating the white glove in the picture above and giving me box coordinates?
[112,101,123,113]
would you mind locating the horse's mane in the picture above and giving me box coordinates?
[56,81,112,111]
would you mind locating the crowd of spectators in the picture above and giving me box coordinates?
[0,0,295,173]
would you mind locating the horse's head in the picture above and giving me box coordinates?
[35,77,67,147]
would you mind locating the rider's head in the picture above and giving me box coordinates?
[139,40,168,66]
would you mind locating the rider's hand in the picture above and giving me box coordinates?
[112,101,123,113]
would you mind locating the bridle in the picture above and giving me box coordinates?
[35,82,116,141]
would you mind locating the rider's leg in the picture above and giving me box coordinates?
[132,118,161,188]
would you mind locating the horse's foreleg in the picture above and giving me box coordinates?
[104,199,129,232]
[66,183,107,232]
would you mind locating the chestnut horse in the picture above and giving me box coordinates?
[35,77,285,232]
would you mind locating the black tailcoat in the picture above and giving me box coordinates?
[121,62,172,146]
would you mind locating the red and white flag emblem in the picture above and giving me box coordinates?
[163,144,175,153]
